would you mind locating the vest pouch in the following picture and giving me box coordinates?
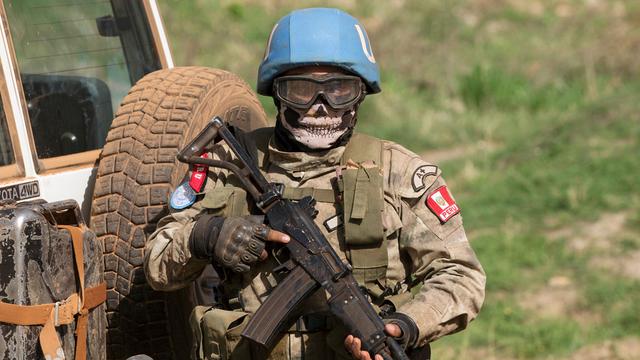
[340,165,389,298]
[190,306,252,360]
[200,186,249,217]
[341,166,385,247]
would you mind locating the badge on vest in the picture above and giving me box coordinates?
[170,181,197,210]
[189,153,209,192]
[426,185,460,223]
[412,165,438,192]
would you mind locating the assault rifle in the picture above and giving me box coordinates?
[177,116,409,360]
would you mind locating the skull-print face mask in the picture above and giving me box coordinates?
[273,74,365,151]
[276,100,358,150]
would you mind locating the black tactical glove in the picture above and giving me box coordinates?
[189,215,268,273]
[379,303,419,349]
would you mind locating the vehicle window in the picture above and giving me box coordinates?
[4,0,161,159]
[0,101,15,166]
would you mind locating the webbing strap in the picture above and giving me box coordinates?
[350,167,374,220]
[60,225,107,360]
[342,133,383,167]
[249,127,274,172]
[0,225,106,360]
[282,187,336,203]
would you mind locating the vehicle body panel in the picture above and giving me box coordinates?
[0,0,173,220]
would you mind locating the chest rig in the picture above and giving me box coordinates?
[205,128,390,301]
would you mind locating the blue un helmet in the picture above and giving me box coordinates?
[257,8,381,96]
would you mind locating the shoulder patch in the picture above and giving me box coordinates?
[170,181,197,210]
[385,142,439,198]
[412,165,438,192]
[426,185,460,223]
[395,159,439,199]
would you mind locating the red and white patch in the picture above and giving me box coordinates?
[189,153,209,192]
[426,186,460,223]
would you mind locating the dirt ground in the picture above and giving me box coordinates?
[548,212,640,280]
[568,338,640,360]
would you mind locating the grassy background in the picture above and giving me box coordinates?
[159,1,640,358]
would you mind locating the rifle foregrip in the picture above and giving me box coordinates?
[328,283,388,353]
[241,265,319,350]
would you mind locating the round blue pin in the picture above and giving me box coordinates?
[170,181,197,210]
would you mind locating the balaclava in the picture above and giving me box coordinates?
[273,95,363,152]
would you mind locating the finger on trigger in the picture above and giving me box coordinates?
[267,230,290,243]
[260,250,268,261]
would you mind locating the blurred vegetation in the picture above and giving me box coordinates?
[159,0,640,358]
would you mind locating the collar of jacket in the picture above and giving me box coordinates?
[267,137,346,179]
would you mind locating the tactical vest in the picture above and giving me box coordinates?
[201,128,390,300]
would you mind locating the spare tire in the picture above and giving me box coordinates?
[90,67,268,359]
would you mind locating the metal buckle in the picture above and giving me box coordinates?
[53,301,61,326]
[295,317,305,333]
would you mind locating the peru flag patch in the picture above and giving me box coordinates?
[426,186,460,223]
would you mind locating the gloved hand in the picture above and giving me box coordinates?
[382,312,419,349]
[344,324,402,360]
[344,302,419,360]
[189,215,290,273]
[378,302,419,349]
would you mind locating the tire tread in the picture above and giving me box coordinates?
[91,67,266,359]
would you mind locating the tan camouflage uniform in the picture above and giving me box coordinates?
[144,128,485,359]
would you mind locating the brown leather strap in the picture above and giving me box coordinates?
[62,225,86,305]
[84,282,107,310]
[0,225,106,360]
[0,285,105,325]
[59,225,88,360]
[76,280,107,360]
[40,308,64,359]
[0,292,79,325]
[75,307,90,360]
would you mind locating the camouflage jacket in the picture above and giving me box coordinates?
[144,127,485,356]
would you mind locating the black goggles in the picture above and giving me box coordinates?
[273,74,365,109]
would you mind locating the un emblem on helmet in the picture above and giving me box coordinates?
[354,24,376,63]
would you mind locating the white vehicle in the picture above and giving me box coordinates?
[0,1,267,358]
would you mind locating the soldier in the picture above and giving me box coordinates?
[144,7,485,360]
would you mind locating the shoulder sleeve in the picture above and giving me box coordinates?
[144,142,233,291]
[384,143,486,346]
[383,142,439,201]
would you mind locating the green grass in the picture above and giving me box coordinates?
[581,273,640,339]
[160,0,640,357]
[432,297,587,358]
